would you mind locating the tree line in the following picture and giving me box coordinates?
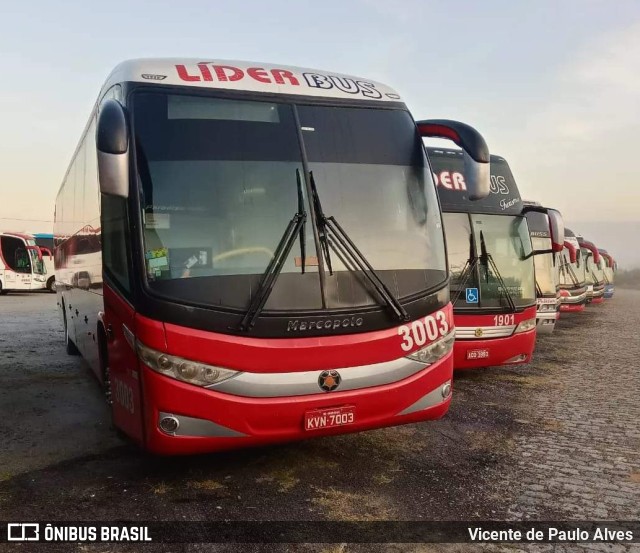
[616,268,640,289]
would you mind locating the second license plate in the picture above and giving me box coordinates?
[466,348,490,360]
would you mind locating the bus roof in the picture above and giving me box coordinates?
[102,59,403,103]
[427,147,523,215]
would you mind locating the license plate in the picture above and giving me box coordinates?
[304,406,355,431]
[467,348,490,360]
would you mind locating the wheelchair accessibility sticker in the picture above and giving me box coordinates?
[466,288,479,304]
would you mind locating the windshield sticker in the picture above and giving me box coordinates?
[466,288,479,303]
[145,248,170,279]
[146,213,171,229]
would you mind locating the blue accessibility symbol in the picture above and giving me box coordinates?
[466,287,479,304]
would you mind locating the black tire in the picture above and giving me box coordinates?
[0,281,7,295]
[63,305,80,356]
[46,276,56,293]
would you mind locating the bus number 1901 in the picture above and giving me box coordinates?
[493,314,515,326]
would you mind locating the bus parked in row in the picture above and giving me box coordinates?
[426,148,563,369]
[32,232,57,292]
[0,232,49,294]
[54,58,492,454]
[523,201,561,334]
[578,237,605,304]
[558,229,587,312]
[599,249,616,299]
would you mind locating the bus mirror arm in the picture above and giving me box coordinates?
[530,248,553,258]
[563,241,577,264]
[26,245,42,261]
[416,119,490,201]
[97,99,130,198]
[522,205,565,253]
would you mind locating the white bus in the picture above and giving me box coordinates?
[0,232,48,294]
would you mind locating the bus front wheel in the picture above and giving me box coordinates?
[0,281,6,295]
[46,276,56,293]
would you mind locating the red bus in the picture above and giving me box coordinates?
[426,148,563,369]
[54,59,491,454]
[557,229,587,313]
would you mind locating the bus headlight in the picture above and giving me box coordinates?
[405,330,455,365]
[514,318,536,334]
[137,342,239,387]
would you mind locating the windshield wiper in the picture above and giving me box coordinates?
[451,233,480,306]
[564,259,580,287]
[479,230,517,312]
[535,281,543,298]
[237,170,307,332]
[308,171,409,322]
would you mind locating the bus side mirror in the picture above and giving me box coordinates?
[97,99,129,198]
[417,119,490,201]
[546,209,565,252]
[578,240,600,265]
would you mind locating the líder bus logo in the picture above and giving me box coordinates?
[318,370,341,392]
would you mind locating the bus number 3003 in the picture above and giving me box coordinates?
[398,311,449,352]
[113,378,135,414]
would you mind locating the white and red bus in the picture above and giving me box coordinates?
[0,232,50,294]
[426,149,563,369]
[557,229,588,313]
[523,202,562,334]
[54,59,491,454]
[599,249,616,299]
[32,232,57,292]
[577,237,605,304]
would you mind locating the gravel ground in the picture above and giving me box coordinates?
[0,290,638,553]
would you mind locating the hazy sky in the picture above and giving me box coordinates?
[1,0,639,234]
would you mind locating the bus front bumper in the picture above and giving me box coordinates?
[536,311,557,335]
[453,329,536,370]
[560,302,586,313]
[141,352,453,455]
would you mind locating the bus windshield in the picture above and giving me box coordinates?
[444,212,536,309]
[531,237,556,295]
[583,250,604,284]
[558,247,586,287]
[26,239,46,275]
[133,91,447,312]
